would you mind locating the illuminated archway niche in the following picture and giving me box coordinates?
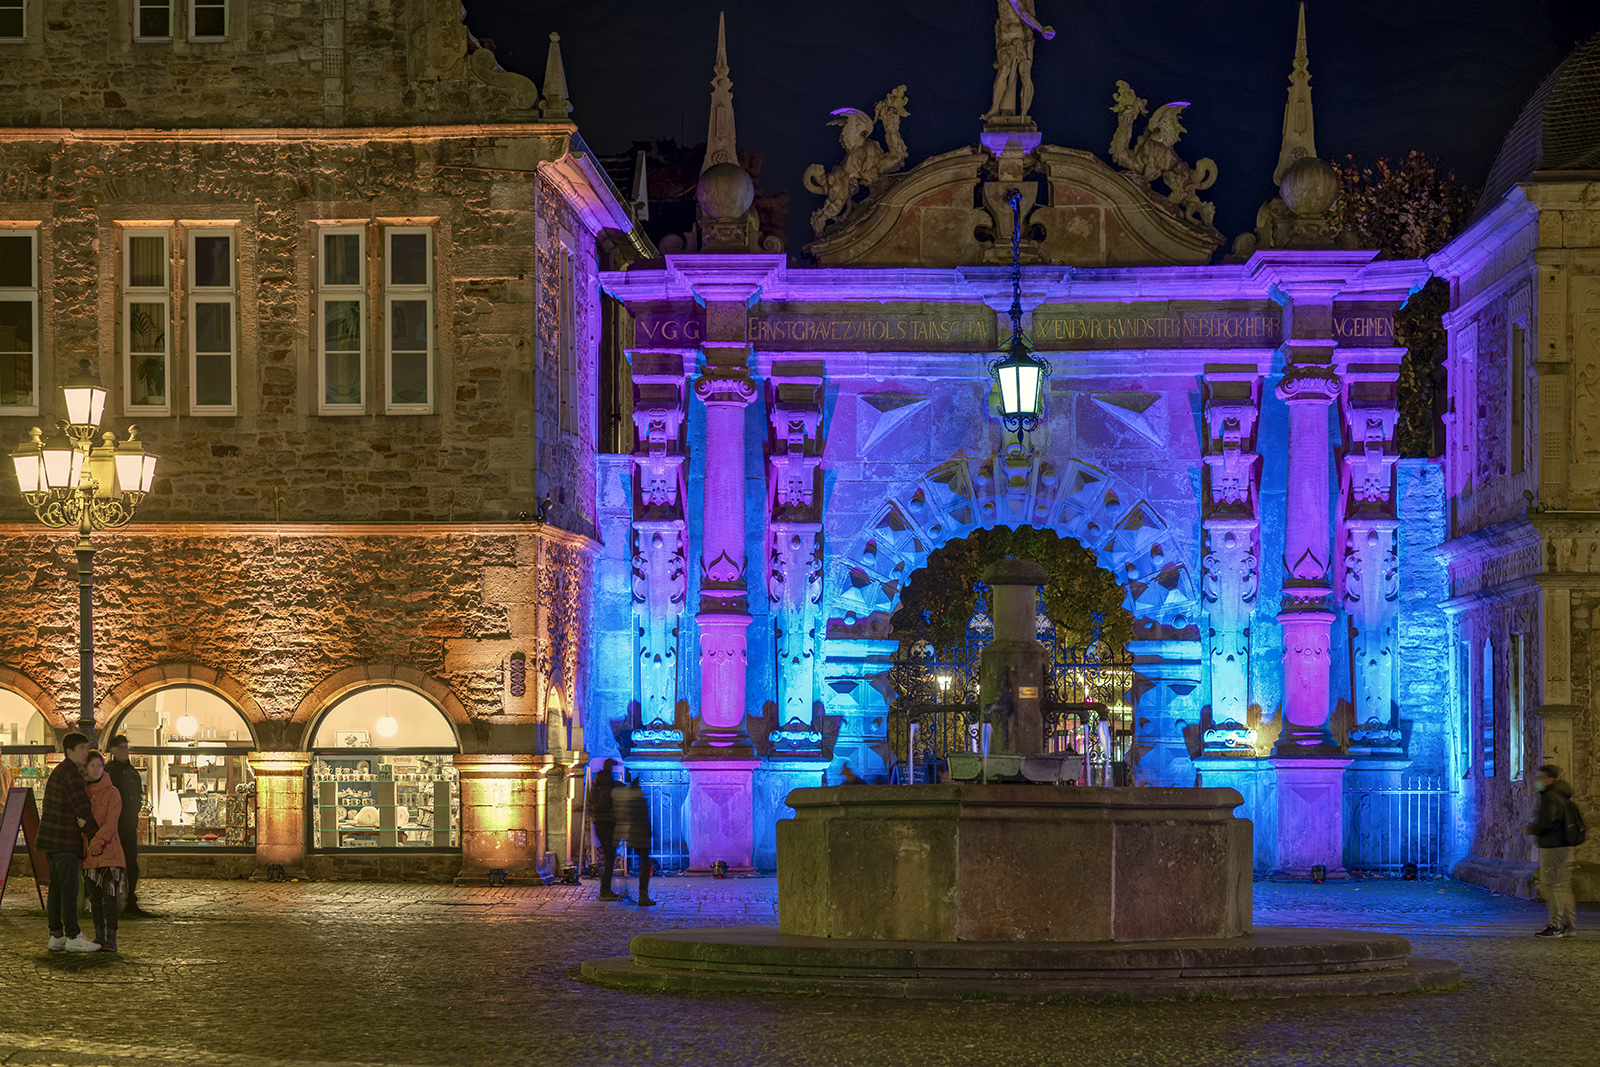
[826,454,1202,790]
[0,688,52,747]
[309,686,459,750]
[108,686,257,845]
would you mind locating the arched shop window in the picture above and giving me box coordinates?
[308,687,460,851]
[1,688,55,810]
[108,686,258,850]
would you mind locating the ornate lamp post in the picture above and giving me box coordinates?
[10,360,158,743]
[990,188,1050,434]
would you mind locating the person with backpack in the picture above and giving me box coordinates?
[1523,763,1582,938]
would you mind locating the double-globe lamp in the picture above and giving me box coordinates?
[10,360,158,742]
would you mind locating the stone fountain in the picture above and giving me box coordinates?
[583,558,1458,999]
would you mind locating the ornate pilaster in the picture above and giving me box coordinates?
[629,365,689,754]
[767,372,824,752]
[1200,371,1262,755]
[1340,377,1403,755]
[1274,362,1343,753]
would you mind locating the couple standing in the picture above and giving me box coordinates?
[40,733,146,953]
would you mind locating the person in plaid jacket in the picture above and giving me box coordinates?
[40,732,101,952]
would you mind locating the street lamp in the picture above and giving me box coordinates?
[10,359,158,743]
[989,187,1050,435]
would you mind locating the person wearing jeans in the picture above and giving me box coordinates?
[106,735,146,915]
[1525,763,1579,937]
[39,733,101,952]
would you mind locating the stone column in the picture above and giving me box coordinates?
[249,752,310,877]
[674,256,784,874]
[452,753,555,885]
[1269,286,1351,877]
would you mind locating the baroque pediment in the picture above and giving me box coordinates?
[804,143,1223,269]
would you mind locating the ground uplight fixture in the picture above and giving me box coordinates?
[988,187,1050,435]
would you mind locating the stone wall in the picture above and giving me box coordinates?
[1395,459,1450,776]
[0,132,602,535]
[0,523,592,751]
[0,0,547,129]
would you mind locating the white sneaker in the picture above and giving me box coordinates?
[47,936,66,951]
[62,934,100,953]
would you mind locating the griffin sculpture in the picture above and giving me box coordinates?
[1108,80,1218,226]
[803,85,910,236]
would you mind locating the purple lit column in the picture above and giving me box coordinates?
[1269,299,1351,878]
[675,257,784,875]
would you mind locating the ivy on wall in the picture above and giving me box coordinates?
[1328,151,1477,458]
[890,527,1133,652]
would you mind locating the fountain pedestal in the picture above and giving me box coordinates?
[780,785,1250,942]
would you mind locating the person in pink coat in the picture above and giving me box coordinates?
[80,752,127,953]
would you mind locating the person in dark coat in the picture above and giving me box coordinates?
[1524,763,1579,937]
[39,732,101,952]
[106,734,148,916]
[615,777,656,907]
[591,759,621,901]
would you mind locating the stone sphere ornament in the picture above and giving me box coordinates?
[1279,156,1339,216]
[696,161,755,219]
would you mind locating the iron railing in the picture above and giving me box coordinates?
[1343,774,1456,877]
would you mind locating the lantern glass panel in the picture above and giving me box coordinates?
[11,451,40,494]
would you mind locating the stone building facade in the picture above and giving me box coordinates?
[1429,29,1600,900]
[0,2,648,879]
[589,11,1456,876]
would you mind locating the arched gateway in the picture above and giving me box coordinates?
[592,11,1433,874]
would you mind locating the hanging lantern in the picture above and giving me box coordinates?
[990,339,1049,432]
[988,187,1050,435]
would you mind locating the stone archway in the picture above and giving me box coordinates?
[96,663,267,733]
[830,452,1198,631]
[289,663,471,750]
[0,666,63,730]
[823,451,1202,788]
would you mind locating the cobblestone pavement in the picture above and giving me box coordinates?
[0,874,1595,1067]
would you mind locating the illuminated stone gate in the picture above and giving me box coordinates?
[591,10,1445,873]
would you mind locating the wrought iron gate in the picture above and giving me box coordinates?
[1343,775,1455,877]
[887,587,1134,774]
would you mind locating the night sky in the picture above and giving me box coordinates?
[471,1,1600,246]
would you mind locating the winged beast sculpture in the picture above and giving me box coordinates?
[1108,80,1218,226]
[803,85,910,236]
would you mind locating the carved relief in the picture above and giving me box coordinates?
[632,525,687,733]
[767,376,825,740]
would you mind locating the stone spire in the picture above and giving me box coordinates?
[1273,3,1315,184]
[538,32,572,121]
[702,12,737,172]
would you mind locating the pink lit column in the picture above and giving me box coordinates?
[1272,360,1351,876]
[685,352,760,873]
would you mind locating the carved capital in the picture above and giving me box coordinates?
[694,372,758,406]
[1275,365,1341,402]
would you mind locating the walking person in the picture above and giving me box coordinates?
[591,759,621,902]
[39,733,100,952]
[81,751,127,952]
[105,735,148,916]
[616,775,657,907]
[1524,763,1580,938]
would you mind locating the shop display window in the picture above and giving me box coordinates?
[110,686,256,848]
[1,688,53,817]
[309,687,460,850]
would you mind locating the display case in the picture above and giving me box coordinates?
[312,753,459,849]
[135,747,256,847]
[3,746,52,821]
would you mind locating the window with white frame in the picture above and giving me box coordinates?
[189,0,225,38]
[0,229,38,413]
[134,0,171,39]
[188,229,236,414]
[123,230,171,413]
[318,227,366,413]
[384,228,432,413]
[558,244,577,434]
[0,0,25,41]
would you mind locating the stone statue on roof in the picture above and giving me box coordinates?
[1108,80,1218,226]
[988,0,1055,121]
[802,85,910,235]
